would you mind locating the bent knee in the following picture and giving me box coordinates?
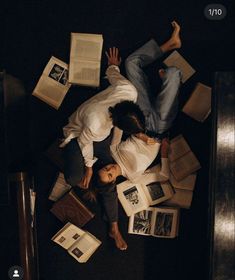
[125,56,141,71]
[164,66,182,81]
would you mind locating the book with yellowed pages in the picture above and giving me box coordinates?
[52,222,101,263]
[163,50,196,83]
[117,173,174,217]
[169,172,197,191]
[69,33,103,87]
[32,56,71,109]
[182,82,212,122]
[128,207,180,238]
[163,188,193,209]
[169,135,201,181]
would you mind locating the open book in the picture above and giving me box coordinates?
[117,173,174,216]
[163,50,196,83]
[69,33,103,87]
[169,135,201,181]
[50,190,95,227]
[52,222,101,263]
[128,207,180,238]
[48,172,72,201]
[32,56,71,109]
[182,82,212,122]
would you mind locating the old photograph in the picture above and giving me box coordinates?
[49,64,65,82]
[154,212,173,237]
[146,182,164,201]
[71,247,83,259]
[123,186,142,210]
[133,210,152,234]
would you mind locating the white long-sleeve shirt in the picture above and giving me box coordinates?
[60,65,137,167]
[110,127,169,182]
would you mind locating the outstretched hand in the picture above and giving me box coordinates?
[105,47,122,66]
[78,166,93,189]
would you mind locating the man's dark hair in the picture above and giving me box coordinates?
[109,101,145,135]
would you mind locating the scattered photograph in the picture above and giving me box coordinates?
[154,212,173,236]
[59,69,68,85]
[146,182,164,201]
[58,236,66,243]
[71,247,83,258]
[72,233,80,240]
[123,186,142,210]
[49,64,64,82]
[133,210,152,234]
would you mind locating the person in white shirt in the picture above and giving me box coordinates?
[93,21,182,251]
[60,47,144,190]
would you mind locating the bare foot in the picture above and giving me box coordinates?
[169,21,181,49]
[109,225,127,250]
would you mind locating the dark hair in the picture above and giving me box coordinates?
[109,101,145,135]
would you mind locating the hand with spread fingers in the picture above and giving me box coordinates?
[105,47,122,66]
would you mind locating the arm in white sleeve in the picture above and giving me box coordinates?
[77,127,98,167]
[111,127,123,146]
[105,65,131,86]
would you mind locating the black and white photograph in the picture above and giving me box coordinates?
[72,233,80,240]
[154,212,173,237]
[133,210,152,234]
[123,186,142,210]
[58,236,66,243]
[146,182,165,201]
[49,64,65,82]
[59,69,68,85]
[71,247,83,259]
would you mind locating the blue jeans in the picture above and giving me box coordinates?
[125,39,182,135]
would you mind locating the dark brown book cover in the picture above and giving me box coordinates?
[50,190,95,227]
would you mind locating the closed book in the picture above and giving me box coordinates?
[50,190,94,227]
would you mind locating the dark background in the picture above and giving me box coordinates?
[1,0,235,280]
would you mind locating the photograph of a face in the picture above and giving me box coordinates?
[133,210,152,234]
[154,212,173,237]
[146,182,164,201]
[123,186,142,210]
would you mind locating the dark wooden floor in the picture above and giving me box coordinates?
[1,1,235,280]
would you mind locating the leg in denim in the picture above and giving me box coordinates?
[125,39,182,135]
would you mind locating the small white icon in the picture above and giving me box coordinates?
[13,270,20,278]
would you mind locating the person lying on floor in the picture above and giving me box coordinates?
[60,47,142,190]
[91,20,183,251]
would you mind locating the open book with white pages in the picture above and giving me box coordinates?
[32,56,71,109]
[69,33,103,87]
[117,169,174,217]
[52,222,101,263]
[128,207,180,238]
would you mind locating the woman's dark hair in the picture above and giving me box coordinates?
[109,101,145,135]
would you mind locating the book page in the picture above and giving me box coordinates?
[152,207,179,238]
[143,181,174,206]
[117,181,149,216]
[69,60,100,87]
[51,223,85,250]
[49,172,72,201]
[169,135,191,162]
[70,33,103,61]
[170,172,197,191]
[68,232,101,263]
[182,82,212,122]
[163,188,193,209]
[163,50,196,83]
[170,151,201,181]
[33,56,70,109]
[128,208,155,236]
